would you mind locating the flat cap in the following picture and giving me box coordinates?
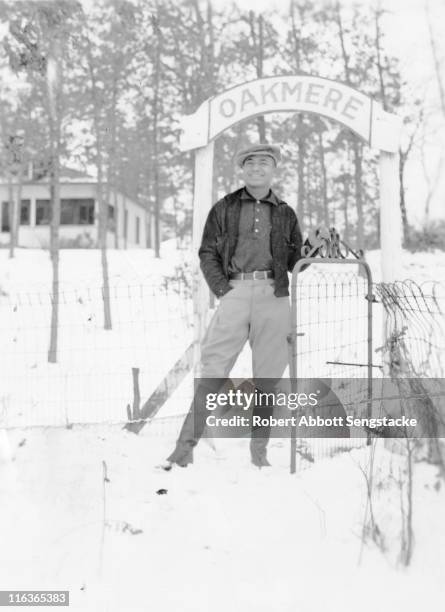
[236,143,281,168]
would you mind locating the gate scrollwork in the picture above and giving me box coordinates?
[301,226,364,260]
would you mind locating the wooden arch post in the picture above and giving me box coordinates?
[379,151,402,281]
[191,142,215,373]
[179,76,403,372]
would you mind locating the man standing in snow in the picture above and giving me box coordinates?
[164,143,307,469]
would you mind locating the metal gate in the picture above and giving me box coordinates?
[288,228,374,473]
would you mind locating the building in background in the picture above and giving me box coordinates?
[0,166,148,249]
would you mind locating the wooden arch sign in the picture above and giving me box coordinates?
[179,75,401,153]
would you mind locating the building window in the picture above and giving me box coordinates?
[135,216,140,244]
[20,200,31,225]
[36,199,51,225]
[2,200,31,229]
[79,200,95,224]
[107,204,115,231]
[61,198,95,225]
[35,198,95,225]
[1,201,9,231]
[61,200,74,224]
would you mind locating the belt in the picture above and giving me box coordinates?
[229,270,274,280]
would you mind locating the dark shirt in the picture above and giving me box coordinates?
[228,187,279,273]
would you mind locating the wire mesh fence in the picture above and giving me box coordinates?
[0,272,443,452]
[289,263,373,470]
[376,280,444,378]
[292,264,374,380]
[0,278,193,428]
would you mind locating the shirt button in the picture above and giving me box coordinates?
[256,200,260,204]
[255,218,259,221]
[255,229,259,232]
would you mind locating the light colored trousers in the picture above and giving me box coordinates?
[167,279,292,465]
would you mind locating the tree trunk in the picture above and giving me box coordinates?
[336,3,365,251]
[14,164,23,250]
[123,195,128,250]
[248,11,266,141]
[173,196,180,249]
[145,211,151,249]
[290,1,306,221]
[376,5,411,250]
[317,128,329,226]
[374,6,387,110]
[353,139,364,251]
[113,188,119,248]
[152,11,162,258]
[97,162,112,330]
[106,63,119,250]
[47,43,61,363]
[7,171,15,258]
[83,21,112,330]
[256,14,266,141]
[343,178,350,243]
[7,143,24,258]
[399,150,409,245]
[48,161,60,364]
[425,0,445,118]
[297,116,306,222]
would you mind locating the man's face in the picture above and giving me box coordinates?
[241,154,276,189]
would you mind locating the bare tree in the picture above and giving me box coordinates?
[419,122,444,223]
[425,0,445,118]
[80,9,112,330]
[7,3,71,362]
[248,11,266,141]
[374,2,412,245]
[335,2,365,252]
[46,29,63,361]
[105,45,120,250]
[399,109,423,244]
[316,120,329,226]
[151,7,162,258]
[423,1,445,224]
[289,0,307,222]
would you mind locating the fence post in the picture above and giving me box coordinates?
[126,367,141,422]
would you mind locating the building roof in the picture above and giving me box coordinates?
[32,165,97,184]
[57,167,97,183]
[0,165,96,185]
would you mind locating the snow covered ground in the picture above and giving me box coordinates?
[1,426,444,611]
[0,245,444,610]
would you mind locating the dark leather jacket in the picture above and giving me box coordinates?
[198,187,305,298]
